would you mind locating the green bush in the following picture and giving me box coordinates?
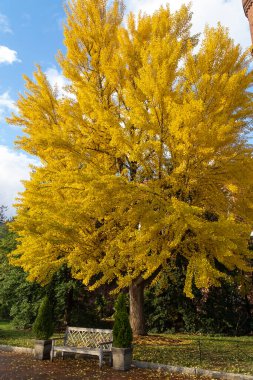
[32,296,54,340]
[113,293,132,348]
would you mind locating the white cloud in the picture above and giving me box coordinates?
[21,12,31,28]
[0,92,18,122]
[0,92,18,119]
[0,13,12,33]
[0,45,20,64]
[127,0,250,50]
[45,67,70,97]
[0,146,38,217]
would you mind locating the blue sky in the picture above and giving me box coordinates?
[0,0,251,216]
[0,0,66,147]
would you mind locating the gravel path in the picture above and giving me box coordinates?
[0,351,206,380]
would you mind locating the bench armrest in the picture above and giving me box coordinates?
[99,341,113,346]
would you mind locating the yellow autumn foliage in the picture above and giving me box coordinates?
[7,0,253,297]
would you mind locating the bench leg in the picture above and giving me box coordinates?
[99,347,103,368]
[50,348,53,362]
[109,353,112,367]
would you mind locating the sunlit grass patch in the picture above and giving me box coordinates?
[133,333,253,375]
[0,320,35,348]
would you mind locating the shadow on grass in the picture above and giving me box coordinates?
[0,320,35,348]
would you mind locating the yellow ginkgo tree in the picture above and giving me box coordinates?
[8,0,253,335]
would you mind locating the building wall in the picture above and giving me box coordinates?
[243,0,253,43]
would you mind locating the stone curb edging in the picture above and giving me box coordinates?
[0,344,34,355]
[132,360,253,380]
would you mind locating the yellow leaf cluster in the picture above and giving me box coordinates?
[7,0,253,296]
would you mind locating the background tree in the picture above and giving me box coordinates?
[0,207,42,327]
[7,0,253,335]
[0,206,108,328]
[145,258,253,335]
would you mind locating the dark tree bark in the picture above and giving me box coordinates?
[129,277,146,336]
[129,267,162,335]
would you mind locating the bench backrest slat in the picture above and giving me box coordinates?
[64,327,113,349]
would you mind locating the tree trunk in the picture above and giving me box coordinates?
[129,278,146,336]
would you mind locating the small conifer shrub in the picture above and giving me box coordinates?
[113,293,133,348]
[33,296,54,340]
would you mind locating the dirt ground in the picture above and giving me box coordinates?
[0,351,208,380]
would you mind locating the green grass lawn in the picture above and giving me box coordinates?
[133,334,253,375]
[0,320,35,348]
[0,320,253,375]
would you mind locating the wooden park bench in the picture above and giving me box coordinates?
[50,326,113,368]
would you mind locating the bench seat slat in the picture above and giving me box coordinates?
[53,346,108,355]
[54,346,112,353]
